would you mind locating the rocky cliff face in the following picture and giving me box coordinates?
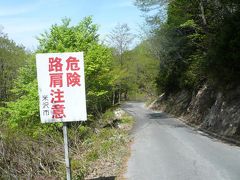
[150,84,240,140]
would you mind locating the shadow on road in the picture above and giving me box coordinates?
[147,112,169,119]
[86,176,116,180]
[147,112,187,128]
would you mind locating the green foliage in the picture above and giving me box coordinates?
[107,23,135,103]
[0,31,29,105]
[6,80,39,129]
[1,107,133,179]
[108,30,159,102]
[161,2,206,91]
[77,125,92,139]
[0,127,65,179]
[2,16,115,134]
[101,108,115,124]
[136,0,240,94]
[126,41,159,98]
[37,17,99,53]
[84,44,113,113]
[121,115,134,125]
[38,17,114,114]
[2,57,60,136]
[205,9,240,85]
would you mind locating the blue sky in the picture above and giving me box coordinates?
[0,0,144,50]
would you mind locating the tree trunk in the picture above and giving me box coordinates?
[118,89,121,104]
[199,0,207,26]
[112,91,115,105]
[124,90,128,100]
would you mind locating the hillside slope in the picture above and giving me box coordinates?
[150,83,240,141]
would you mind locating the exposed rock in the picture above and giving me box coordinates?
[150,83,240,140]
[114,108,125,120]
[103,108,126,128]
[151,90,192,116]
[186,84,216,125]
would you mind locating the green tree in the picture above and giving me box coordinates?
[0,30,29,106]
[5,17,114,132]
[6,59,40,132]
[205,1,240,86]
[135,0,240,93]
[107,23,134,103]
[126,41,159,98]
[108,40,159,102]
[136,0,240,94]
[37,17,114,115]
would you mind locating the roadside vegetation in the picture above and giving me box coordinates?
[0,16,152,179]
[0,107,134,179]
[2,0,239,178]
[135,0,240,94]
[135,0,240,140]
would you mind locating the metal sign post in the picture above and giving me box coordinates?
[63,123,71,180]
[36,52,87,179]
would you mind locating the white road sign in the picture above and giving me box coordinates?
[36,52,87,123]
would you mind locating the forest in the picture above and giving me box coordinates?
[135,0,240,93]
[1,0,240,179]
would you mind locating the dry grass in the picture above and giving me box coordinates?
[0,111,134,180]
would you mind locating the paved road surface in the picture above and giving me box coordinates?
[123,102,240,180]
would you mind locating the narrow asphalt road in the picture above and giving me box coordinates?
[123,102,240,180]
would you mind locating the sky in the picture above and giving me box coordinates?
[0,0,144,50]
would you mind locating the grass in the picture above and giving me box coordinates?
[0,108,134,179]
[79,111,134,179]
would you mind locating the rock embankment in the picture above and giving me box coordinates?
[150,84,240,141]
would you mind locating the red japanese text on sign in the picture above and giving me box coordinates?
[49,73,63,87]
[51,89,65,103]
[66,56,80,71]
[49,57,63,72]
[48,56,81,119]
[67,72,81,87]
[48,57,66,119]
[51,104,66,119]
[36,52,87,123]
